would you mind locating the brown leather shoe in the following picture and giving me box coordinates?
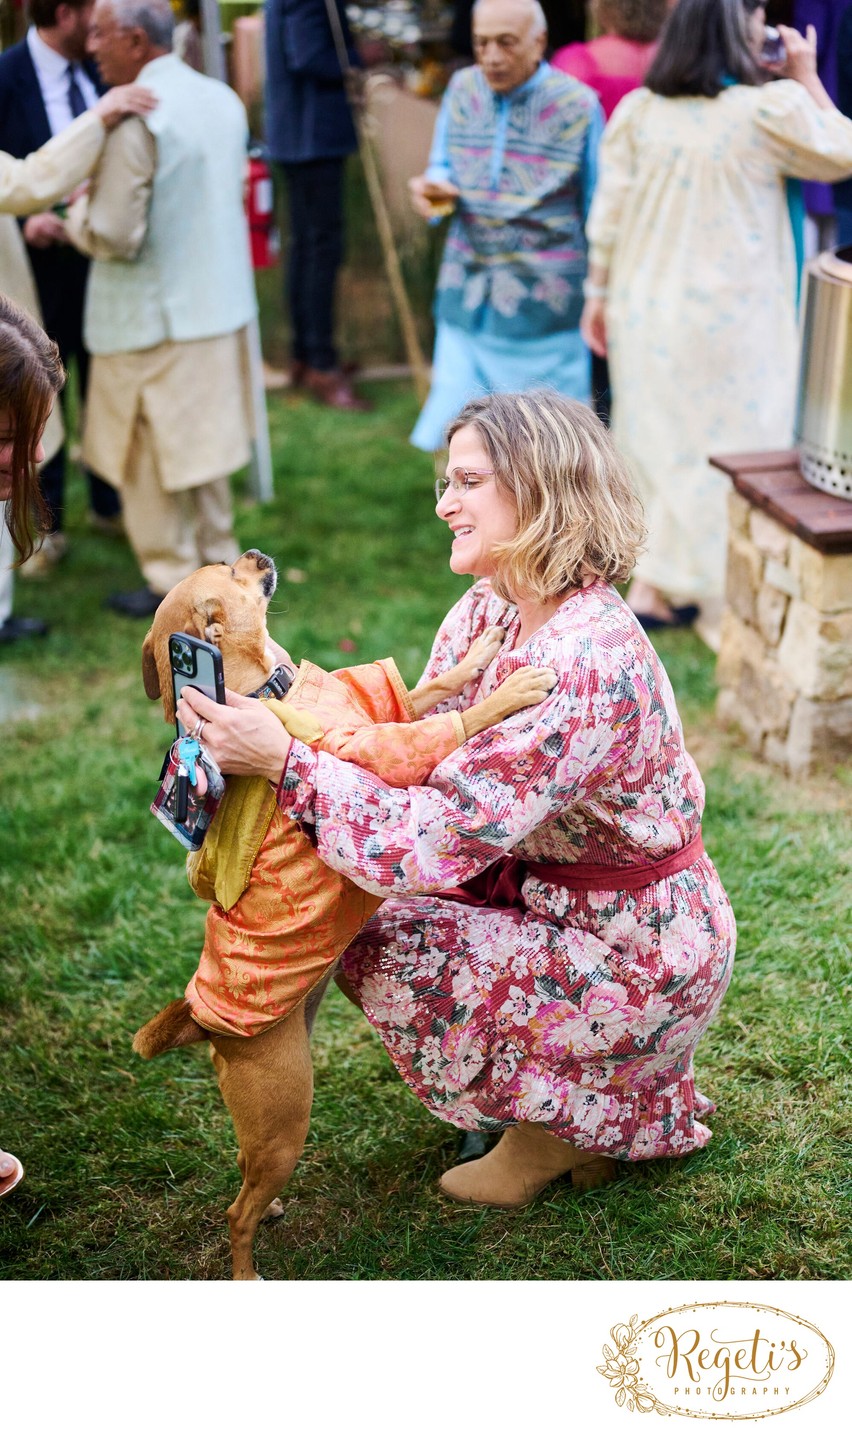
[304,366,372,412]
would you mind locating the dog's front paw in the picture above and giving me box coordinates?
[494,666,558,713]
[458,625,506,681]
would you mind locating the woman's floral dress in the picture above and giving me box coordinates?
[279,580,736,1161]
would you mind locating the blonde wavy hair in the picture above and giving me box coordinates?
[446,391,646,605]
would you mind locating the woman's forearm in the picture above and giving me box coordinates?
[798,73,833,112]
[279,740,520,899]
[0,111,104,216]
[778,22,833,111]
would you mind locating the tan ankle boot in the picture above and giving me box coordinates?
[439,1122,617,1209]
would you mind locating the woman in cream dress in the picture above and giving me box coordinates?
[581,0,852,642]
[0,82,153,643]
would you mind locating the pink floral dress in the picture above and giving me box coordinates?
[279,580,736,1161]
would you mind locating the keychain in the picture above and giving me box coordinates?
[174,735,202,822]
[151,735,225,850]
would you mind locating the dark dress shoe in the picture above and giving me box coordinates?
[304,367,372,412]
[291,360,358,389]
[457,1132,490,1163]
[106,587,165,618]
[634,604,699,632]
[0,615,49,643]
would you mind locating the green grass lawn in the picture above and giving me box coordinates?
[0,382,850,1281]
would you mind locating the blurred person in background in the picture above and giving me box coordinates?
[264,0,370,411]
[0,296,63,1189]
[581,0,852,648]
[0,80,154,642]
[552,0,668,422]
[408,0,602,453]
[835,3,852,244]
[0,0,127,576]
[793,1,843,254]
[450,0,586,59]
[552,0,667,120]
[62,0,254,619]
[173,0,204,72]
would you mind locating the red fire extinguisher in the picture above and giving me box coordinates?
[245,150,278,269]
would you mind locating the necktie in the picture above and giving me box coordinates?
[67,64,87,119]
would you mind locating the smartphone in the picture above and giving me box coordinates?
[760,25,786,65]
[169,632,226,738]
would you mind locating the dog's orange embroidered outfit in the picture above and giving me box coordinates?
[184,659,466,1038]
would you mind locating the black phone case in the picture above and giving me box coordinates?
[169,632,226,737]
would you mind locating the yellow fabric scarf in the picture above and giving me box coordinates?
[186,697,324,913]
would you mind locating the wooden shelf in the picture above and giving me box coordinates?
[710,450,852,554]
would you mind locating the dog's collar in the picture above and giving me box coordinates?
[250,664,294,701]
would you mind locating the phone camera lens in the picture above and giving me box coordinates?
[170,638,195,676]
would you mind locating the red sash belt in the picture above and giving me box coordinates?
[438,829,705,911]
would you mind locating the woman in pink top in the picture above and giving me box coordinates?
[552,0,668,118]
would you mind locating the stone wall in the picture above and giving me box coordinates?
[716,491,852,775]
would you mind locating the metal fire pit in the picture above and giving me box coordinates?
[795,246,852,499]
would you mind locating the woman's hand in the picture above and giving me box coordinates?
[774,24,832,109]
[176,687,293,786]
[23,212,66,248]
[94,84,158,131]
[581,297,607,358]
[775,24,817,81]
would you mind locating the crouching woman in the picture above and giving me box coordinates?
[178,391,737,1207]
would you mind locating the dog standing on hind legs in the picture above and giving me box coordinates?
[133,549,557,1279]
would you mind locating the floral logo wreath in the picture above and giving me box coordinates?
[597,1315,672,1416]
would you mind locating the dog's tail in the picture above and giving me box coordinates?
[133,998,208,1059]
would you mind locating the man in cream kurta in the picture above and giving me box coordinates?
[65,0,256,617]
[0,92,153,641]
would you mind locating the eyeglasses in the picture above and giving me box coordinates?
[434,468,495,502]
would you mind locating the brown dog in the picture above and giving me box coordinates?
[134,549,555,1279]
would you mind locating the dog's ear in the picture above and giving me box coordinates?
[192,599,225,650]
[142,620,178,724]
[141,626,161,700]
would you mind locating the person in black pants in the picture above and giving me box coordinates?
[0,0,122,574]
[265,0,370,411]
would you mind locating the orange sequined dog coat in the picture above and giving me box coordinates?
[184,658,465,1038]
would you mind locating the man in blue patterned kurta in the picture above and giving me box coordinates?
[409,0,602,451]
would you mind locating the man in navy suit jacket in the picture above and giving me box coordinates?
[265,0,369,411]
[0,0,121,562]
